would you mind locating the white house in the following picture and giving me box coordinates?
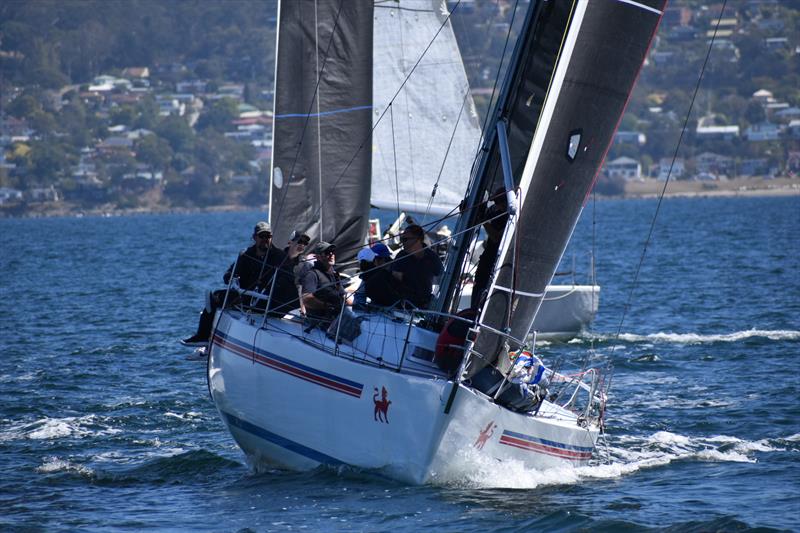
[605,156,642,180]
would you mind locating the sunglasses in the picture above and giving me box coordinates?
[296,239,310,246]
[324,250,335,256]
[257,233,272,239]
[400,235,417,243]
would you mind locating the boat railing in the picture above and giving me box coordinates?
[224,282,604,423]
[226,280,474,376]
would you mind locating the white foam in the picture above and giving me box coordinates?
[36,457,95,476]
[431,430,785,489]
[0,415,121,442]
[615,329,800,344]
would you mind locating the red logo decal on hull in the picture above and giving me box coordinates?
[474,421,497,450]
[373,386,391,424]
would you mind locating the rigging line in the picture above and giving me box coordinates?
[315,0,324,240]
[390,104,400,219]
[311,0,464,226]
[422,85,470,225]
[607,0,728,391]
[477,0,522,146]
[272,0,346,227]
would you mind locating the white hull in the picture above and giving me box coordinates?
[460,284,600,341]
[208,310,599,484]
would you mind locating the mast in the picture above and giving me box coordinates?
[269,0,373,264]
[439,0,666,375]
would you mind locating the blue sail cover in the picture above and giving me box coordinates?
[269,0,373,264]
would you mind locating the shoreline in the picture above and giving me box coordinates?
[2,178,798,219]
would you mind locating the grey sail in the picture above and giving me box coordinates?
[371,0,481,216]
[269,0,373,264]
[439,0,665,373]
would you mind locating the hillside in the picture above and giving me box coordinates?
[1,0,798,215]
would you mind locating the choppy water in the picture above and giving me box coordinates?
[1,196,798,532]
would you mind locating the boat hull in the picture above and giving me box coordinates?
[459,284,600,341]
[208,311,599,484]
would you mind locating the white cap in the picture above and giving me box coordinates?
[357,248,376,262]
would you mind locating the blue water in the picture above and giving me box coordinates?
[1,196,798,532]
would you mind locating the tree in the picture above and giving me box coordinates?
[744,101,766,125]
[196,97,239,132]
[135,134,173,170]
[155,116,195,152]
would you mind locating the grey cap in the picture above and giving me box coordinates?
[289,230,311,244]
[313,241,336,255]
[254,221,271,235]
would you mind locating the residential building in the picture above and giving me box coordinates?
[614,131,647,145]
[695,152,733,175]
[605,156,642,180]
[744,122,781,141]
[739,158,769,176]
[658,158,685,180]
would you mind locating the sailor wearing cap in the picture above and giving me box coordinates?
[299,241,346,326]
[182,221,286,345]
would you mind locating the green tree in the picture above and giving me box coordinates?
[196,97,239,132]
[155,116,195,152]
[135,134,173,170]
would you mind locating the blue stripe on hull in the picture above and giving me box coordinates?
[222,411,345,467]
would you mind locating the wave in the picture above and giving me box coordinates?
[0,414,121,442]
[609,329,800,345]
[431,430,791,490]
[34,450,243,486]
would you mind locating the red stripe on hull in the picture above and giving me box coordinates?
[213,335,362,398]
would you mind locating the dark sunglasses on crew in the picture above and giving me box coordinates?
[257,233,272,239]
[324,250,335,256]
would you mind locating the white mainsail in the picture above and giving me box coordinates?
[371,0,482,216]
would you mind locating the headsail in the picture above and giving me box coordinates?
[439,0,665,373]
[371,0,481,217]
[269,0,373,263]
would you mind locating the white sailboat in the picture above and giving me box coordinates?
[208,0,664,483]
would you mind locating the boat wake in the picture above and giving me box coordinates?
[430,430,794,489]
[587,329,800,345]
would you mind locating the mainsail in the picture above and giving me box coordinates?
[371,0,481,216]
[439,0,665,372]
[269,0,373,263]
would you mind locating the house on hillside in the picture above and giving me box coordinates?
[739,158,769,176]
[744,122,781,141]
[614,131,646,145]
[695,152,733,176]
[787,152,800,175]
[752,89,773,105]
[605,157,642,180]
[27,186,59,203]
[696,124,739,141]
[774,107,800,123]
[0,187,23,205]
[657,158,685,180]
[788,120,800,139]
